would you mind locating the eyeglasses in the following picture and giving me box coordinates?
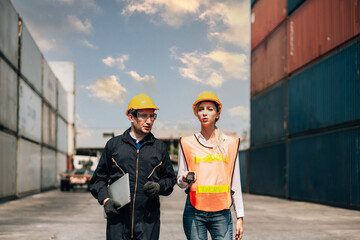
[134,112,157,120]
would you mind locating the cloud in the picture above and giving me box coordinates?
[128,70,156,82]
[86,75,127,105]
[121,0,201,27]
[171,46,248,87]
[35,37,60,52]
[80,39,97,49]
[227,106,249,121]
[199,1,250,48]
[58,0,102,14]
[67,15,93,34]
[102,55,129,70]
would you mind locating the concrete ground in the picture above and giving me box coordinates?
[0,186,359,240]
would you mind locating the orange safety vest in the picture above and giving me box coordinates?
[180,135,240,212]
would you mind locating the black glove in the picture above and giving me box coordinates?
[104,199,122,219]
[143,181,160,198]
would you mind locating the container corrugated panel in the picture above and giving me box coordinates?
[251,22,287,97]
[251,0,287,50]
[289,41,360,135]
[249,142,286,197]
[57,116,68,154]
[20,24,42,93]
[0,131,17,199]
[67,93,75,124]
[289,128,360,208]
[0,58,18,132]
[56,152,68,186]
[0,0,19,68]
[287,0,307,15]
[41,146,56,190]
[251,82,287,144]
[42,59,57,108]
[67,124,75,155]
[49,62,75,93]
[17,138,41,195]
[238,150,248,192]
[287,0,360,73]
[42,103,56,147]
[19,79,42,143]
[57,83,68,121]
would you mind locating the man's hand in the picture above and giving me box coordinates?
[143,181,160,198]
[233,217,243,240]
[104,199,122,219]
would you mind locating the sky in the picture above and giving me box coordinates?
[11,0,250,137]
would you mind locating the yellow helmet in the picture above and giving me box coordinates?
[193,91,222,116]
[125,93,159,116]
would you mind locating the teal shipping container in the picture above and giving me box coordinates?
[289,127,360,208]
[239,150,248,192]
[287,0,306,14]
[289,41,360,135]
[249,142,287,197]
[251,82,287,145]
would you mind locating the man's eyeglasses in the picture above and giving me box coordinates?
[133,112,157,120]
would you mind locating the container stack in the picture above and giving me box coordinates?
[0,0,75,200]
[244,0,360,208]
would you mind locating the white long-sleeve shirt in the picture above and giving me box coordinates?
[177,132,245,218]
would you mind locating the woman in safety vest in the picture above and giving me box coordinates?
[177,91,244,240]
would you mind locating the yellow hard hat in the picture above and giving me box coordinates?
[193,91,222,116]
[125,93,159,116]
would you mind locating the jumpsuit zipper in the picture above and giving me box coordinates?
[131,149,139,239]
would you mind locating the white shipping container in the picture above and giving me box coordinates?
[0,131,17,199]
[42,59,57,108]
[66,92,75,124]
[67,124,75,156]
[0,58,18,132]
[17,138,41,195]
[57,116,68,153]
[19,79,42,142]
[56,152,67,186]
[42,103,56,147]
[57,82,68,120]
[41,146,56,189]
[49,62,75,93]
[0,0,19,68]
[20,24,42,93]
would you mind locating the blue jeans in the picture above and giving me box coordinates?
[183,196,233,240]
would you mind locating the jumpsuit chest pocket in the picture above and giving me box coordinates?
[147,161,162,179]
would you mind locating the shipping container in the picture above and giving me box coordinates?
[57,82,68,121]
[66,93,75,124]
[251,22,287,97]
[0,131,17,199]
[239,150,248,192]
[49,62,75,93]
[17,138,41,196]
[249,142,287,197]
[20,23,42,93]
[251,82,287,145]
[251,0,287,50]
[42,59,57,108]
[287,0,307,14]
[251,0,258,8]
[67,124,75,156]
[19,79,42,143]
[56,152,68,186]
[57,116,68,154]
[42,103,56,147]
[0,58,18,132]
[289,41,360,135]
[287,0,360,73]
[0,0,19,68]
[41,147,56,190]
[289,127,360,208]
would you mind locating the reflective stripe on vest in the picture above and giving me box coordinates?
[180,135,240,212]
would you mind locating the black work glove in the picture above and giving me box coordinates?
[143,181,160,198]
[104,199,122,219]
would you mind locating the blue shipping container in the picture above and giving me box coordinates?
[289,41,360,135]
[287,0,307,15]
[251,0,258,8]
[251,82,287,145]
[289,127,360,208]
[239,150,248,192]
[249,142,287,197]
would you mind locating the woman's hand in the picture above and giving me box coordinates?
[233,217,243,239]
[182,171,196,184]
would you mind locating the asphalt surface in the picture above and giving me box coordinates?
[0,186,359,240]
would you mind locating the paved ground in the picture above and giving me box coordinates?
[0,186,359,240]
